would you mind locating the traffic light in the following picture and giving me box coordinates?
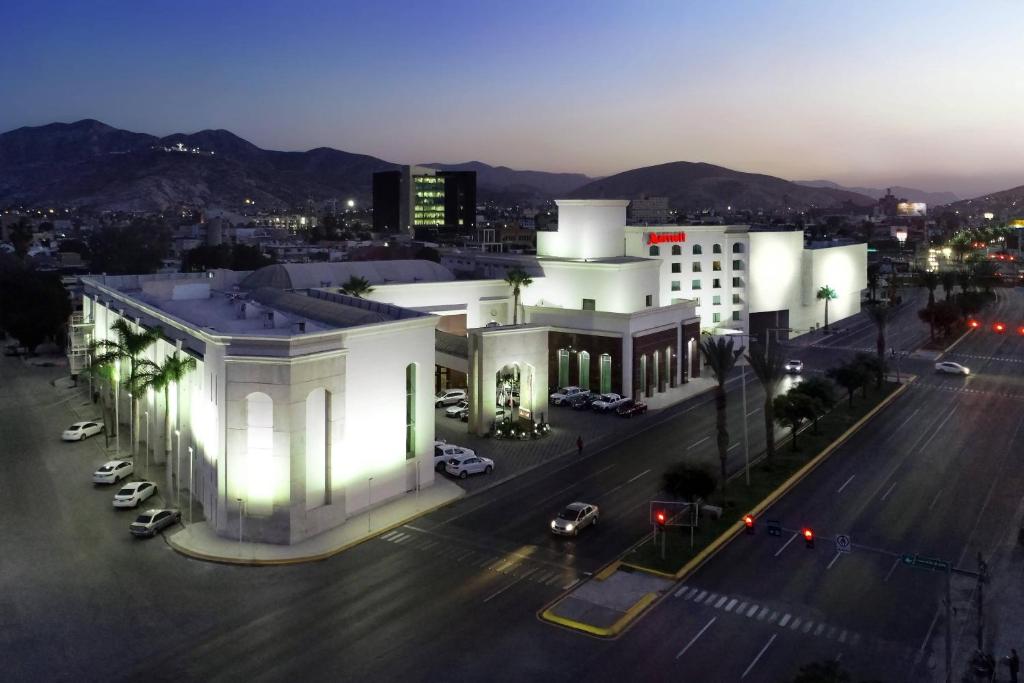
[655,510,667,526]
[802,527,815,548]
[968,319,981,329]
[994,322,1007,334]
[743,514,755,534]
[1018,326,1024,337]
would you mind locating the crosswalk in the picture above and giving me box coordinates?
[946,352,1024,365]
[378,527,581,590]
[910,381,1024,402]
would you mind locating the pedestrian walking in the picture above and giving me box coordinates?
[1007,648,1020,683]
[576,435,584,457]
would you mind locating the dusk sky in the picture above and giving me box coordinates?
[3,1,1023,197]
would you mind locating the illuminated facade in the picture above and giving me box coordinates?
[372,166,476,237]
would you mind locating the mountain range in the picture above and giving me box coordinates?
[794,180,958,206]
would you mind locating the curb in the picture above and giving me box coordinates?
[541,592,658,638]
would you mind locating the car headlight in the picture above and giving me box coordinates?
[565,523,574,532]
[550,520,557,529]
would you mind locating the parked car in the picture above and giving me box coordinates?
[445,400,469,418]
[92,459,134,484]
[113,481,157,508]
[935,361,970,375]
[434,443,475,471]
[549,386,589,406]
[445,453,494,479]
[784,360,804,374]
[616,399,648,418]
[459,407,469,422]
[590,393,627,413]
[62,421,104,441]
[566,392,596,409]
[435,389,467,407]
[550,502,599,536]
[130,508,181,537]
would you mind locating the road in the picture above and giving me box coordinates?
[3,286,1022,682]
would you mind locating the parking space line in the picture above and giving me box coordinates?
[392,533,410,543]
[883,557,900,582]
[741,634,777,679]
[756,607,769,620]
[703,592,718,605]
[675,617,716,660]
[767,611,779,624]
[928,489,943,511]
[517,566,539,581]
[802,621,813,634]
[534,570,553,584]
[688,436,709,450]
[837,474,856,493]
[562,578,580,590]
[483,577,524,604]
[790,617,802,630]
[381,530,398,540]
[839,629,848,643]
[746,604,759,618]
[544,574,562,586]
[685,588,699,600]
[827,552,842,570]
[746,408,760,417]
[728,443,739,451]
[695,590,708,602]
[714,595,728,608]
[455,550,474,562]
[814,623,825,636]
[774,532,798,557]
[420,540,439,551]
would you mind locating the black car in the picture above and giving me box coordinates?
[616,399,648,418]
[567,393,596,410]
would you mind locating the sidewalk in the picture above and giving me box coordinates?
[167,478,465,565]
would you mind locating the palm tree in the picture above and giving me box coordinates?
[917,270,939,306]
[134,352,197,474]
[699,336,745,499]
[816,286,838,332]
[503,267,533,325]
[863,304,894,387]
[92,319,159,454]
[85,359,118,443]
[949,233,972,263]
[340,275,374,298]
[745,345,785,463]
[790,377,835,434]
[773,391,816,452]
[940,271,956,301]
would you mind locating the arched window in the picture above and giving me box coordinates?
[405,364,416,460]
[578,351,590,391]
[246,392,274,512]
[713,243,722,254]
[639,354,648,396]
[305,388,329,509]
[732,243,744,253]
[693,244,703,255]
[671,245,682,256]
[665,345,673,389]
[649,245,660,256]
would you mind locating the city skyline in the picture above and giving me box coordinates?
[3,1,1023,197]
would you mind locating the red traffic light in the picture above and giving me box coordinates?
[994,322,1006,334]
[743,514,754,528]
[968,319,981,329]
[802,527,815,548]
[1018,326,1024,336]
[655,510,667,525]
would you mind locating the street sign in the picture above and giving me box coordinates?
[901,553,950,571]
[835,534,852,554]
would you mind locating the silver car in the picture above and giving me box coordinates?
[445,453,494,479]
[130,508,181,537]
[935,361,970,375]
[550,502,599,536]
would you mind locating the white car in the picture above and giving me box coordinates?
[92,459,134,484]
[550,386,589,406]
[113,481,157,508]
[445,453,494,479]
[590,393,627,413]
[435,389,467,407]
[784,360,804,374]
[62,421,104,441]
[445,400,469,418]
[434,443,475,471]
[935,361,970,375]
[550,502,600,536]
[130,508,181,537]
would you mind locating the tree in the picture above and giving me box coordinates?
[92,319,159,454]
[863,304,894,387]
[134,352,197,471]
[816,285,838,332]
[9,219,33,259]
[87,220,170,275]
[971,260,999,294]
[773,391,816,451]
[827,361,864,408]
[931,299,960,338]
[852,353,883,397]
[790,376,835,433]
[916,270,939,306]
[340,275,374,298]
[699,336,745,499]
[745,345,785,463]
[503,267,533,325]
[866,264,880,302]
[949,233,972,263]
[0,265,72,353]
[662,464,717,503]
[917,304,936,342]
[940,270,956,301]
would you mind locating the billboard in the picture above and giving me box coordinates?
[896,202,927,217]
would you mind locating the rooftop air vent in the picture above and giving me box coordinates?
[263,311,274,329]
[292,321,306,334]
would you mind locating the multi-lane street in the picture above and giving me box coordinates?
[4,287,1023,682]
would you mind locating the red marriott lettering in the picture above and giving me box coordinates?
[646,232,686,245]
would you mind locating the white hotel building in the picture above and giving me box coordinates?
[72,199,864,546]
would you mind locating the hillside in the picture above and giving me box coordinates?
[568,161,874,211]
[942,184,1024,216]
[422,161,591,202]
[795,180,958,206]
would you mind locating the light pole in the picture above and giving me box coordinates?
[175,429,181,507]
[144,410,150,476]
[236,497,245,554]
[188,445,195,525]
[367,477,374,532]
[128,392,134,456]
[114,360,120,456]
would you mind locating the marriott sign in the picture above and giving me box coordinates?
[646,231,686,246]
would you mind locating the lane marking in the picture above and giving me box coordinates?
[775,532,799,557]
[675,617,716,660]
[916,407,959,454]
[768,611,779,623]
[517,566,539,581]
[736,601,748,614]
[741,634,777,679]
[728,443,739,451]
[685,588,699,600]
[827,552,842,570]
[746,604,759,618]
[928,489,943,511]
[483,577,524,603]
[535,570,553,584]
[381,530,398,540]
[746,408,760,417]
[627,469,651,484]
[802,621,814,634]
[688,436,710,449]
[403,524,428,532]
[703,592,719,605]
[545,574,562,585]
[725,598,738,612]
[837,474,856,494]
[790,618,802,630]
[715,595,728,608]
[756,607,769,620]
[695,590,708,603]
[881,482,897,501]
[815,623,825,636]
[839,629,848,643]
[455,550,474,562]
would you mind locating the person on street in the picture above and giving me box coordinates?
[576,435,584,457]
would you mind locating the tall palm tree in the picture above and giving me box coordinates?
[340,275,374,298]
[503,267,533,325]
[864,304,894,387]
[816,286,838,332]
[745,345,785,463]
[916,270,939,306]
[699,336,745,499]
[85,358,118,442]
[92,318,159,454]
[134,352,197,473]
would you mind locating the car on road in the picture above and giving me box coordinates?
[62,421,104,441]
[434,443,475,471]
[92,459,134,484]
[435,389,467,407]
[784,360,804,374]
[590,393,627,413]
[445,453,494,479]
[113,481,157,508]
[616,399,648,418]
[566,392,596,410]
[935,361,970,375]
[550,502,599,536]
[549,386,589,406]
[445,400,469,418]
[129,508,181,537]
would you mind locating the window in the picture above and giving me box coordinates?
[732,310,741,321]
[713,244,722,254]
[645,294,653,307]
[693,244,702,255]
[712,295,721,305]
[692,262,702,273]
[732,259,743,270]
[671,281,681,292]
[582,298,596,311]
[732,243,744,253]
[558,349,569,388]
[733,293,741,304]
[712,313,722,323]
[245,392,274,513]
[712,260,722,271]
[713,279,721,289]
[649,245,660,256]
[732,276,742,287]
[405,365,416,460]
[691,279,702,290]
[671,245,682,255]
[599,354,612,394]
[578,351,590,391]
[671,262,681,274]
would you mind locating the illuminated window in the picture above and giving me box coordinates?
[732,260,743,270]
[713,244,722,254]
[691,279,701,290]
[671,245,682,256]
[732,243,744,253]
[712,260,722,271]
[671,263,681,273]
[692,262,701,273]
[578,351,590,391]
[558,349,569,387]
[599,354,612,394]
[693,245,702,255]
[712,313,722,323]
[405,364,416,460]
[649,245,660,256]
[671,281,681,291]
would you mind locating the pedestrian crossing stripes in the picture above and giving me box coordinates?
[673,584,863,647]
[947,352,1024,364]
[910,382,1024,401]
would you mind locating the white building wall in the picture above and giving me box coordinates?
[359,280,512,328]
[538,200,630,259]
[523,260,662,313]
[747,230,804,316]
[797,244,868,331]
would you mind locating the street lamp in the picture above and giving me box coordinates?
[236,497,245,555]
[175,429,181,507]
[113,360,120,456]
[367,476,374,532]
[127,392,133,456]
[144,410,150,476]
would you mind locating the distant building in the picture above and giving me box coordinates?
[628,196,671,225]
[372,166,476,238]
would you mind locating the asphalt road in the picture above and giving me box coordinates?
[4,286,1022,682]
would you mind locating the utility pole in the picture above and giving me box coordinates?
[977,552,987,651]
[945,564,952,683]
